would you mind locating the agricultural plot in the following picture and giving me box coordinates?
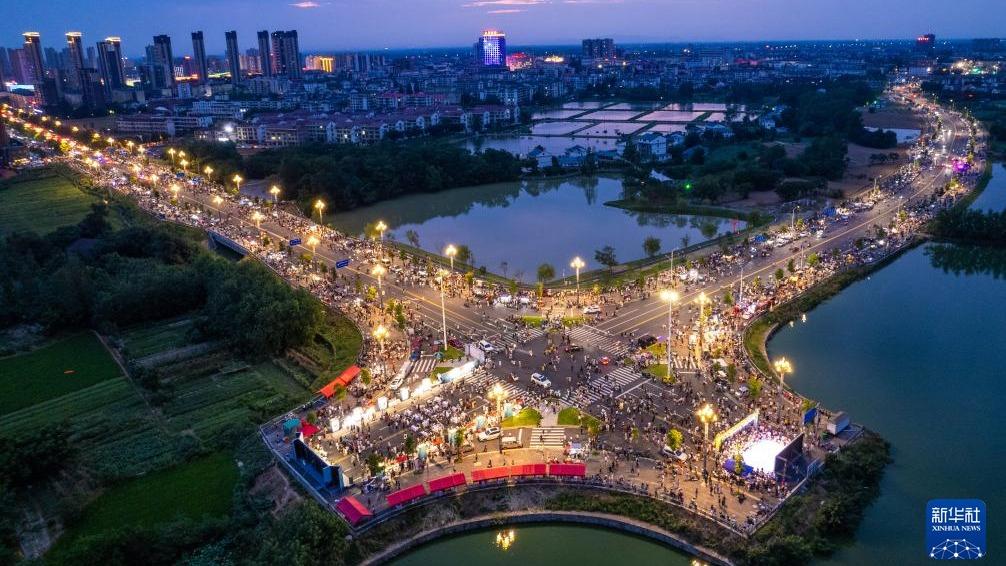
[0,172,100,235]
[119,316,197,359]
[0,333,123,415]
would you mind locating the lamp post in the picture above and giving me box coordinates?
[314,199,326,225]
[696,292,709,365]
[251,211,264,233]
[570,256,585,306]
[773,357,793,423]
[371,264,386,307]
[170,183,180,202]
[375,220,387,244]
[307,235,320,261]
[373,325,389,378]
[179,159,188,174]
[203,165,213,180]
[437,269,449,348]
[167,147,176,165]
[445,244,457,272]
[490,383,505,419]
[696,403,717,478]
[270,185,281,204]
[659,289,679,381]
[212,195,223,213]
[232,174,243,194]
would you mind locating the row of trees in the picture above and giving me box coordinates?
[0,206,322,357]
[932,207,1006,247]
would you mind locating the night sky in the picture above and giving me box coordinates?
[5,0,1005,56]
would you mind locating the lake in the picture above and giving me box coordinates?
[328,175,745,278]
[391,524,694,566]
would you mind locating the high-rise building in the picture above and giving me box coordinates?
[915,33,936,53]
[65,32,86,92]
[305,55,334,73]
[150,34,175,88]
[270,30,301,78]
[191,31,208,84]
[22,32,45,86]
[225,31,241,85]
[582,38,615,60]
[257,30,272,77]
[475,30,506,67]
[96,36,125,93]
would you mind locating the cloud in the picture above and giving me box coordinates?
[488,8,524,12]
[463,0,546,7]
[562,0,624,3]
[290,1,322,8]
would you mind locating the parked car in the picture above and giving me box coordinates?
[448,338,464,349]
[477,427,501,442]
[661,445,689,461]
[530,373,552,388]
[409,350,421,361]
[582,305,601,315]
[565,344,584,353]
[478,340,495,353]
[636,335,658,348]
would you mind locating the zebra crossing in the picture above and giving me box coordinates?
[565,325,631,356]
[492,318,547,348]
[465,369,526,401]
[529,426,567,448]
[408,356,438,377]
[579,366,645,405]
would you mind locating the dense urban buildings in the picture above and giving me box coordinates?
[582,37,615,59]
[191,31,208,84]
[225,30,240,85]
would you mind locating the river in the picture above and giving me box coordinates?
[329,175,744,277]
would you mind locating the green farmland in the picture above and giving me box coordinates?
[0,171,101,235]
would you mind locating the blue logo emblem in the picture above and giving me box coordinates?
[927,499,985,559]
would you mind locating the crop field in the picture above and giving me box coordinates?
[49,452,239,557]
[0,333,123,415]
[0,172,100,234]
[119,316,197,359]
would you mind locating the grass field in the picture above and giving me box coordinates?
[120,316,197,359]
[0,172,100,235]
[295,312,363,389]
[50,452,238,555]
[0,333,122,415]
[501,408,542,428]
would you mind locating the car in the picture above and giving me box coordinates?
[501,435,522,449]
[582,305,602,315]
[530,373,552,388]
[409,350,421,361]
[564,344,584,353]
[477,427,501,442]
[636,335,658,348]
[599,356,611,366]
[478,340,495,353]
[448,338,464,349]
[662,445,689,461]
[389,375,405,390]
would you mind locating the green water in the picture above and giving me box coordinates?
[391,524,694,566]
[768,164,1006,564]
[328,175,744,277]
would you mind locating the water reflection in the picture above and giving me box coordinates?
[926,243,1006,279]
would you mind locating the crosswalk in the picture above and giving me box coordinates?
[565,325,631,356]
[465,369,526,401]
[529,426,567,448]
[409,356,438,378]
[577,366,645,406]
[492,318,547,349]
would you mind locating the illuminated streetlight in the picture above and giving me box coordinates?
[314,199,326,224]
[251,210,264,231]
[371,264,386,306]
[212,195,223,207]
[773,357,793,423]
[445,244,457,271]
[203,165,214,180]
[696,403,717,476]
[179,159,189,173]
[570,256,585,306]
[232,174,243,193]
[269,185,281,204]
[696,292,710,364]
[437,269,449,347]
[373,325,389,377]
[659,289,679,381]
[489,382,506,417]
[167,147,176,164]
[170,183,180,201]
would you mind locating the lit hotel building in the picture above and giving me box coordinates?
[475,30,506,67]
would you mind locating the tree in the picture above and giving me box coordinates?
[787,258,796,273]
[643,236,661,258]
[404,229,420,249]
[722,289,734,306]
[536,263,555,283]
[774,267,785,281]
[807,252,821,268]
[747,377,763,400]
[595,246,618,272]
[365,452,382,477]
[665,429,683,451]
[403,434,417,455]
[508,279,518,295]
[454,244,472,266]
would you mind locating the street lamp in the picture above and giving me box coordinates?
[372,264,386,306]
[170,183,180,201]
[232,174,243,193]
[773,357,793,423]
[167,147,176,164]
[251,210,264,232]
[570,256,585,306]
[375,220,387,242]
[696,403,717,477]
[212,195,223,208]
[373,325,389,378]
[696,292,710,364]
[445,244,457,271]
[314,199,326,224]
[490,383,506,418]
[437,269,449,348]
[203,165,214,180]
[659,289,679,380]
[307,235,320,258]
[179,159,188,173]
[270,185,281,204]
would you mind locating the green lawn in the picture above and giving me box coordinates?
[299,312,363,389]
[557,407,582,426]
[0,333,122,415]
[643,364,672,382]
[520,315,544,328]
[0,172,100,235]
[501,408,542,428]
[431,366,451,379]
[440,345,463,361]
[51,452,239,555]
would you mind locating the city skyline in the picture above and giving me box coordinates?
[4,0,1006,56]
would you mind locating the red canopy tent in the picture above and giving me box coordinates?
[318,366,363,398]
[427,472,467,493]
[509,463,547,478]
[386,484,427,507]
[300,423,320,438]
[471,466,510,482]
[335,496,373,526]
[548,462,586,477]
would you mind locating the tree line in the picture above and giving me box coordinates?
[931,206,1006,247]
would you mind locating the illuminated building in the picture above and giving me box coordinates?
[582,38,615,60]
[475,30,506,67]
[915,33,935,53]
[150,34,175,88]
[257,31,272,77]
[505,52,530,71]
[22,32,45,86]
[270,30,301,79]
[96,36,125,92]
[65,32,85,91]
[306,55,334,73]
